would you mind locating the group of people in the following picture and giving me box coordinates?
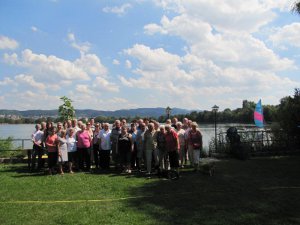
[30,117,203,176]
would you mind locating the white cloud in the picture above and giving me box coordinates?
[93,77,119,92]
[0,35,19,50]
[269,23,300,48]
[4,49,90,81]
[14,74,46,90]
[74,53,108,76]
[124,44,182,71]
[31,26,38,32]
[144,1,296,74]
[113,59,120,65]
[120,43,299,109]
[125,60,132,69]
[102,3,132,16]
[75,84,92,95]
[67,32,91,53]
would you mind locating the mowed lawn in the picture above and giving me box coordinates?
[0,156,300,225]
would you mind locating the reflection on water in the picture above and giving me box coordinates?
[0,123,255,150]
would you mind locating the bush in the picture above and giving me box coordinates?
[0,137,23,158]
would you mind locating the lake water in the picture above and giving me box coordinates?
[0,123,255,150]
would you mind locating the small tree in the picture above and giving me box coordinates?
[58,96,75,122]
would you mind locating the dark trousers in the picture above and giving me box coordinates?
[31,144,43,170]
[100,150,110,169]
[78,147,91,171]
[93,144,100,168]
[48,152,58,170]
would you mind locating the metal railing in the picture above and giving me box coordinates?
[211,129,300,156]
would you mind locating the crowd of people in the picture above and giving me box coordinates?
[30,117,203,176]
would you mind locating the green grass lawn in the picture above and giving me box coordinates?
[0,157,300,225]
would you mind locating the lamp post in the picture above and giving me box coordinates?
[165,106,172,120]
[212,105,219,152]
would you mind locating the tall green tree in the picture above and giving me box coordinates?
[277,88,300,136]
[58,96,75,122]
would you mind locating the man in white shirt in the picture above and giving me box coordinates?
[98,123,111,170]
[31,124,44,171]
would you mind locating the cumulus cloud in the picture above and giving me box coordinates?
[125,60,132,69]
[74,53,108,76]
[93,77,119,92]
[113,59,120,65]
[68,32,91,54]
[3,49,90,81]
[102,3,132,16]
[0,35,19,50]
[269,23,300,49]
[120,42,299,109]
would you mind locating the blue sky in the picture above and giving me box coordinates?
[0,0,299,111]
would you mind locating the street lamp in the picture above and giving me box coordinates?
[165,106,172,120]
[212,105,219,152]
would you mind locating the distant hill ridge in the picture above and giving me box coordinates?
[0,108,193,118]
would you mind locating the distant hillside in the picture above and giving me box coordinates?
[0,108,193,118]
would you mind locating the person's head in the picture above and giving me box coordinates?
[49,126,55,135]
[176,122,182,130]
[69,128,75,137]
[86,121,91,129]
[115,120,121,129]
[183,118,189,125]
[159,125,165,133]
[188,120,193,127]
[121,119,127,126]
[46,121,52,129]
[144,118,150,126]
[148,123,154,132]
[41,122,46,130]
[172,117,178,125]
[154,121,160,130]
[60,130,66,138]
[63,121,68,129]
[165,124,171,133]
[191,122,198,131]
[138,119,144,126]
[67,120,72,128]
[78,121,83,129]
[95,123,101,131]
[72,119,77,128]
[35,124,41,131]
[165,119,171,125]
[81,123,86,131]
[90,118,95,125]
[121,125,128,135]
[103,123,109,131]
[140,123,146,131]
[57,122,63,130]
[130,123,136,131]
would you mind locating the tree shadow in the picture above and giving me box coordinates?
[125,157,300,225]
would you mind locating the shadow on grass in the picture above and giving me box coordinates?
[125,157,300,225]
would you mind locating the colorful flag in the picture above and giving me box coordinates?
[254,99,264,128]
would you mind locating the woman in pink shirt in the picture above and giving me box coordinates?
[77,124,92,171]
[45,127,58,175]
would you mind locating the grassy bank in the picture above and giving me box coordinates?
[0,157,299,225]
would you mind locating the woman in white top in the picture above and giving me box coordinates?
[58,130,68,175]
[66,128,77,173]
[176,122,186,168]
